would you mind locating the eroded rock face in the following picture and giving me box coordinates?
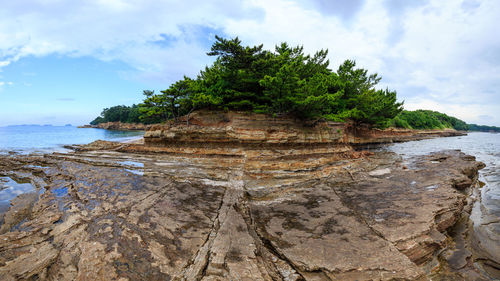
[471,186,500,278]
[0,147,485,280]
[345,124,467,145]
[143,111,466,147]
[0,112,483,280]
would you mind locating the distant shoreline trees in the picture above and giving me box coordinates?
[467,123,500,132]
[390,110,469,130]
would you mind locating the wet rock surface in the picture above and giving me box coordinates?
[0,147,487,280]
[471,178,500,278]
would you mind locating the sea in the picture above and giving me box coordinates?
[0,125,144,213]
[0,125,143,154]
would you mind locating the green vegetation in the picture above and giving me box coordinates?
[90,105,141,125]
[93,36,491,132]
[390,110,469,130]
[133,36,403,127]
[91,37,500,133]
[468,124,500,132]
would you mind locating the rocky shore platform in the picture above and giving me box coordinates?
[78,122,153,131]
[0,112,489,280]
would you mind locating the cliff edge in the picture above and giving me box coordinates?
[143,110,465,146]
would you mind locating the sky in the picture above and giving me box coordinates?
[0,0,499,126]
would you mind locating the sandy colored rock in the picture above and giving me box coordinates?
[0,146,485,280]
[0,112,485,280]
[143,111,465,148]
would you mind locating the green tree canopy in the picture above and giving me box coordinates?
[93,36,405,127]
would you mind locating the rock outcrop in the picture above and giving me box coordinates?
[0,110,487,280]
[344,124,466,145]
[471,180,500,278]
[79,121,153,131]
[144,111,465,145]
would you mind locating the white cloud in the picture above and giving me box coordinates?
[224,0,391,71]
[220,0,500,125]
[0,0,263,81]
[0,81,13,88]
[377,0,500,125]
[403,97,498,125]
[0,0,499,125]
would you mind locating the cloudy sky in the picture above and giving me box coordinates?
[0,0,499,126]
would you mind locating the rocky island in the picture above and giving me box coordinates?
[1,111,493,280]
[2,37,497,280]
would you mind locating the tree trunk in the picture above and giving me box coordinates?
[186,108,195,126]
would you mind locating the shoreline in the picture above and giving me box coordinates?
[78,121,153,131]
[1,114,497,280]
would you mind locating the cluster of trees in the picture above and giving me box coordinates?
[90,37,500,133]
[90,105,141,125]
[468,124,500,132]
[135,36,403,127]
[390,110,469,130]
[93,36,492,132]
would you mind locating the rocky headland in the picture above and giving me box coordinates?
[78,121,153,131]
[0,111,492,280]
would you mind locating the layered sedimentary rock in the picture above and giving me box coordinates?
[0,112,486,280]
[143,111,466,147]
[345,124,466,145]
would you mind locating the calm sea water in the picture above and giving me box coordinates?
[0,125,144,212]
[0,125,143,154]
